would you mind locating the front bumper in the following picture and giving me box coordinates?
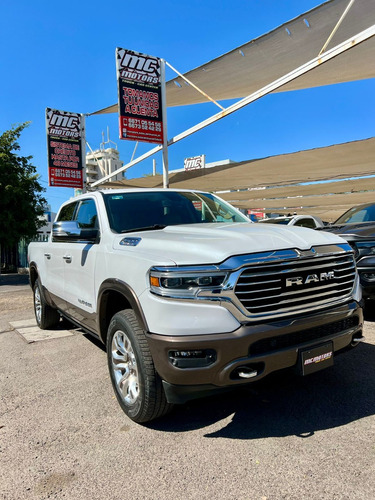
[146,300,363,404]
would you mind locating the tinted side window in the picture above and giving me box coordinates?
[295,218,316,229]
[347,208,374,223]
[75,199,98,229]
[57,202,77,222]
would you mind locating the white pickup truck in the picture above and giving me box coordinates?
[28,188,364,423]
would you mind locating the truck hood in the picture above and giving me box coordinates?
[113,222,347,265]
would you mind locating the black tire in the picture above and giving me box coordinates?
[107,309,173,423]
[33,279,60,329]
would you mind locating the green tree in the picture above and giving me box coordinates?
[0,122,47,257]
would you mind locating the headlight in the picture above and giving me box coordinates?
[362,273,375,282]
[353,241,375,259]
[150,268,227,298]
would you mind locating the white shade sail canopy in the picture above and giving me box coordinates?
[102,137,375,222]
[90,0,375,114]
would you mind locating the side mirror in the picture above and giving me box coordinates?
[52,221,99,243]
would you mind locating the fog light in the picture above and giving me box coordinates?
[172,350,205,358]
[168,349,216,368]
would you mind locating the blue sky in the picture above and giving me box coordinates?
[1,0,374,213]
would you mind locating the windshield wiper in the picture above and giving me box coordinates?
[121,224,167,234]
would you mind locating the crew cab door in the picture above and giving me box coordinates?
[43,201,78,309]
[62,198,99,331]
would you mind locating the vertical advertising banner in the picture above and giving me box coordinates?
[46,108,85,189]
[116,48,163,144]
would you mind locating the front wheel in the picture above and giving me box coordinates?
[33,279,60,329]
[107,310,172,423]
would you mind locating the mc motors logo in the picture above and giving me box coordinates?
[286,271,335,287]
[47,109,81,139]
[184,155,205,171]
[117,48,160,84]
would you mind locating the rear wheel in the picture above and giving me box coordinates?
[107,309,172,423]
[33,279,60,329]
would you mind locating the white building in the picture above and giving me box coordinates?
[86,147,124,184]
[36,205,57,239]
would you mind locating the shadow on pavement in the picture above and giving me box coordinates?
[0,273,29,287]
[83,333,106,352]
[148,342,375,439]
[364,300,375,322]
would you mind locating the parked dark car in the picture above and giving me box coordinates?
[321,203,375,302]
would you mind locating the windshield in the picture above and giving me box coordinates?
[103,191,249,233]
[334,204,375,224]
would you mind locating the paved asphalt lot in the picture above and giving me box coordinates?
[0,274,374,500]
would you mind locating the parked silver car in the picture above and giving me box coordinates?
[259,214,324,229]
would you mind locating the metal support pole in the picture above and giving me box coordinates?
[166,61,225,110]
[161,59,169,188]
[319,0,356,55]
[81,114,87,193]
[130,141,139,162]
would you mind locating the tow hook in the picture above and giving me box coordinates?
[237,367,258,379]
[351,334,365,346]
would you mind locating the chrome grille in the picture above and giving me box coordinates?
[234,253,356,316]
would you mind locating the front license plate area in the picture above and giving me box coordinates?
[299,342,334,376]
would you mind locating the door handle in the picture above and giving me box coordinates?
[44,253,51,260]
[63,255,72,263]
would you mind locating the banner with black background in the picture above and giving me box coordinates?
[46,108,85,188]
[116,48,163,144]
